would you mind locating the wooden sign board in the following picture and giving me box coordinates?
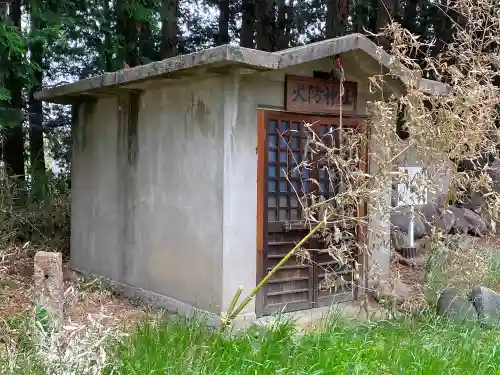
[285,75,357,115]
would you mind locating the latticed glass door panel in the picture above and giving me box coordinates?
[267,119,310,223]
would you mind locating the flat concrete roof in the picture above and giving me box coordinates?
[36,33,449,104]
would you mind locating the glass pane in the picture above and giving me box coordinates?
[279,209,289,221]
[290,209,300,220]
[279,196,288,207]
[280,135,289,148]
[291,137,299,149]
[268,120,277,134]
[291,122,299,131]
[292,152,299,163]
[291,167,299,178]
[268,180,276,193]
[268,165,277,177]
[268,149,276,162]
[280,180,288,192]
[280,168,287,178]
[268,134,278,147]
[279,121,289,133]
[302,180,309,193]
[279,151,287,163]
[292,180,301,193]
[291,195,299,208]
[268,196,277,208]
[268,208,277,221]
[320,181,326,193]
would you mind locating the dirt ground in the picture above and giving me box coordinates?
[2,235,499,333]
[392,235,500,295]
[0,245,151,330]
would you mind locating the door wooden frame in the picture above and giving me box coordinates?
[255,109,369,317]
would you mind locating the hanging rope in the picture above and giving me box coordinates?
[334,54,346,184]
[335,54,345,133]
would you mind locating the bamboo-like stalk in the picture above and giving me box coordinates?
[221,215,331,330]
[225,285,243,317]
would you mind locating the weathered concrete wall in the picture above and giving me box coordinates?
[72,97,123,282]
[71,76,226,313]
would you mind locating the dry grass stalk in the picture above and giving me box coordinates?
[0,242,155,374]
[290,0,500,310]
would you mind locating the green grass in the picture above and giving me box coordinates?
[105,313,500,375]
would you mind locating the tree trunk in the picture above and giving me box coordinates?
[138,20,156,63]
[376,0,396,31]
[29,5,46,181]
[276,0,294,50]
[431,0,458,57]
[368,0,379,33]
[402,0,418,33]
[326,0,349,38]
[256,0,275,51]
[160,0,178,58]
[217,0,230,45]
[240,0,255,47]
[116,0,139,67]
[352,0,369,33]
[375,0,396,49]
[4,0,25,182]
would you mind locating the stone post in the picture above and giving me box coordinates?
[365,104,394,291]
[34,251,64,328]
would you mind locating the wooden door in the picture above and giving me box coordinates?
[256,110,367,317]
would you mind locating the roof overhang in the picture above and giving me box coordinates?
[35,33,450,104]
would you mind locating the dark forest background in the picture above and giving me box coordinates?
[0,0,455,250]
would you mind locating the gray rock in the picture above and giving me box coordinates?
[372,279,413,306]
[458,157,489,172]
[391,206,427,239]
[435,207,456,233]
[437,288,477,324]
[458,153,496,173]
[487,159,500,193]
[417,203,456,234]
[470,286,500,325]
[448,205,471,233]
[418,203,441,232]
[463,208,488,236]
[462,192,487,212]
[473,204,500,234]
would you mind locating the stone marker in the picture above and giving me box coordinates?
[470,286,500,326]
[437,288,477,324]
[463,208,488,236]
[34,251,64,328]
